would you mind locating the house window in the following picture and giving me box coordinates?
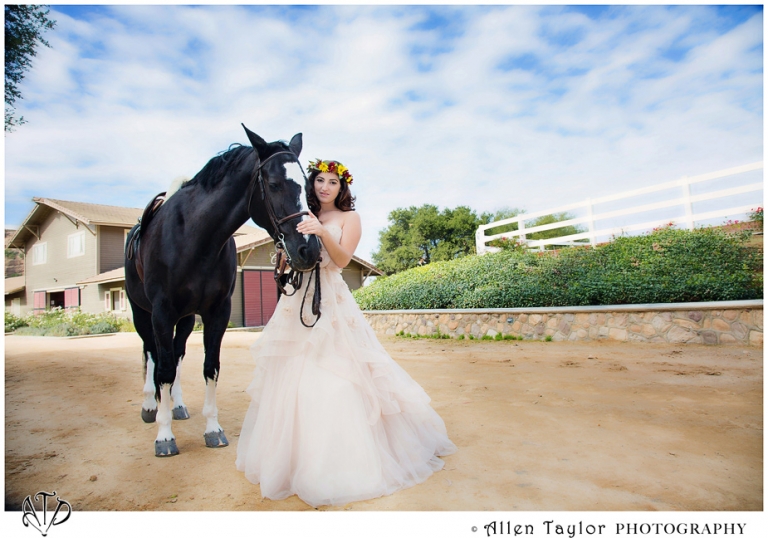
[68,231,85,258]
[32,242,47,265]
[105,289,126,311]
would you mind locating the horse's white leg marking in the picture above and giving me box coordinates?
[202,380,223,434]
[170,357,185,409]
[142,353,157,411]
[155,384,174,442]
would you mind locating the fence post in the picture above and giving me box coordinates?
[682,176,694,230]
[586,198,596,247]
[475,226,486,255]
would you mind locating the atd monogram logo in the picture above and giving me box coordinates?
[22,491,72,536]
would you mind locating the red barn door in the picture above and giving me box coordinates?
[243,270,278,327]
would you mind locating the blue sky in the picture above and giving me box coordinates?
[3,4,763,260]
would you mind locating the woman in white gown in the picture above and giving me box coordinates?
[236,159,457,507]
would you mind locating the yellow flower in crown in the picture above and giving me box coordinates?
[307,158,354,184]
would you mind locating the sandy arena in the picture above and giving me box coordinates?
[4,331,762,511]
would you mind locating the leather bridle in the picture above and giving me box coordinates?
[246,149,322,327]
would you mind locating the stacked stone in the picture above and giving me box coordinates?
[363,307,763,346]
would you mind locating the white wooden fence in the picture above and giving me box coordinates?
[476,162,764,254]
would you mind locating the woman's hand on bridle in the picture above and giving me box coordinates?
[296,211,325,239]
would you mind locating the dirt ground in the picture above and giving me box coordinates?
[4,331,762,511]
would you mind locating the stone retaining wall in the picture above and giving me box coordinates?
[362,301,763,346]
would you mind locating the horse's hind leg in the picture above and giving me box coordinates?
[201,302,231,448]
[170,315,195,420]
[132,306,159,424]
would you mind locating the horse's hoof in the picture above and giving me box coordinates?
[204,430,229,448]
[172,406,190,420]
[155,439,179,457]
[141,408,157,423]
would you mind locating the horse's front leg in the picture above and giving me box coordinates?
[200,302,231,448]
[152,307,181,457]
[170,315,196,420]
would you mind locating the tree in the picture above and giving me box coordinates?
[5,5,56,132]
[372,204,486,275]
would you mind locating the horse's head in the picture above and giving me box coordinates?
[242,124,321,272]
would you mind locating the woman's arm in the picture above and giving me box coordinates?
[296,211,362,268]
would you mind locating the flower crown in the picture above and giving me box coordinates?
[307,159,353,184]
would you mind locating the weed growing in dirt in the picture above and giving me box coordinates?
[396,330,525,341]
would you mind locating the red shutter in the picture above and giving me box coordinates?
[64,287,80,308]
[243,270,263,327]
[243,270,279,327]
[34,291,46,311]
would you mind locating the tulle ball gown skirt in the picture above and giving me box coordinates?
[235,265,457,507]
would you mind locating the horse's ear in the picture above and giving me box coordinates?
[288,133,302,158]
[242,123,268,154]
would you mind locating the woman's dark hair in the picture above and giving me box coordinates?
[306,169,356,214]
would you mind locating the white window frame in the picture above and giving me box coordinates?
[32,242,47,265]
[106,287,126,312]
[67,231,86,258]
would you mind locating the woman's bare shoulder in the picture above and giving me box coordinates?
[343,210,361,227]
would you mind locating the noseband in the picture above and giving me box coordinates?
[246,149,322,328]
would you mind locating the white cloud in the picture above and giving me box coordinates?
[4,5,762,259]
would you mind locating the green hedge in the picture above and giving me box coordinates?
[6,308,134,336]
[353,227,763,310]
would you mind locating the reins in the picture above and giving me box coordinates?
[246,148,322,328]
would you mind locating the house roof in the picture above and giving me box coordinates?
[234,230,273,252]
[6,197,262,249]
[76,268,126,285]
[235,233,384,276]
[4,276,25,295]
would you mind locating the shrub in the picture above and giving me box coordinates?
[5,311,27,332]
[354,227,762,310]
[7,308,127,336]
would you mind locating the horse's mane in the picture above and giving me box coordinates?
[184,141,292,192]
[184,144,255,192]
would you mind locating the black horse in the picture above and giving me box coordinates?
[125,125,320,457]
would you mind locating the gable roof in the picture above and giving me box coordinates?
[6,197,262,249]
[6,198,143,249]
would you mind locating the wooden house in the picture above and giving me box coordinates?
[5,197,382,328]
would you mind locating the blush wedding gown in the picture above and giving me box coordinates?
[235,224,457,507]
